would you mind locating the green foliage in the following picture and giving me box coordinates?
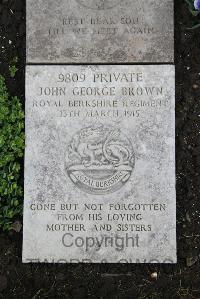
[9,57,19,78]
[0,75,24,231]
[9,65,18,78]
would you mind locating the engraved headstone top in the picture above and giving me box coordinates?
[26,0,174,63]
[23,65,176,263]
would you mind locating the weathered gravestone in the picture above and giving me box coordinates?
[23,65,176,263]
[26,0,174,63]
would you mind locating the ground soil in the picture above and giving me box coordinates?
[0,0,200,298]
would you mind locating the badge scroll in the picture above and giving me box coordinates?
[66,125,135,194]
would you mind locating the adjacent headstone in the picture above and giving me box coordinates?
[27,0,174,63]
[23,65,176,263]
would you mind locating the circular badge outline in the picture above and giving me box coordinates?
[65,125,135,195]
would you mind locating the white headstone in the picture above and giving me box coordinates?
[23,65,176,263]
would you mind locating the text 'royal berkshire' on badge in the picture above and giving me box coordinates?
[26,0,174,63]
[23,65,176,263]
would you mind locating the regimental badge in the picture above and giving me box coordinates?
[66,125,135,194]
[75,0,121,10]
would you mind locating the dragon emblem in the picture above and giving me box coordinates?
[66,125,135,194]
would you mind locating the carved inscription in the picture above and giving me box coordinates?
[27,0,174,62]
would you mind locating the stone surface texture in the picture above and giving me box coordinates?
[26,0,174,63]
[23,65,176,263]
